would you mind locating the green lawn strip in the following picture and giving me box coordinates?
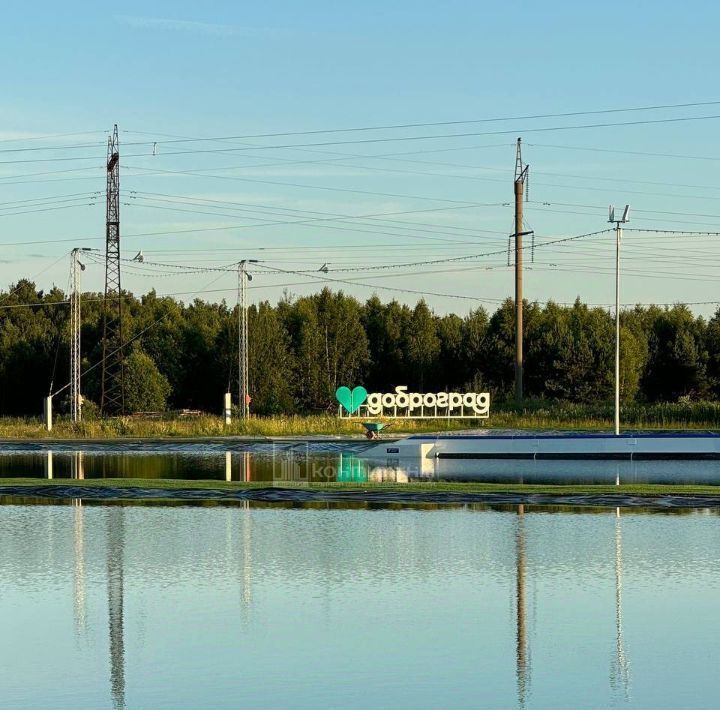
[1,403,720,439]
[0,478,719,498]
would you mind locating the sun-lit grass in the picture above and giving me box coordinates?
[0,477,719,498]
[1,400,720,439]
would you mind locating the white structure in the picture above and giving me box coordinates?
[70,248,87,423]
[609,205,630,436]
[367,432,720,461]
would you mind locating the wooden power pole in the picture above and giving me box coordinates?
[514,138,529,402]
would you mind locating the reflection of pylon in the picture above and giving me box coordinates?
[101,125,125,416]
[107,508,126,710]
[73,500,86,637]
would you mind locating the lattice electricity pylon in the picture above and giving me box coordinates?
[100,125,125,415]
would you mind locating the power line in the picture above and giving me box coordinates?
[280,228,613,273]
[123,101,720,144]
[0,130,105,145]
[12,108,720,166]
[528,142,720,163]
[115,113,720,157]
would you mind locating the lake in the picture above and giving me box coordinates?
[2,439,720,485]
[0,500,718,709]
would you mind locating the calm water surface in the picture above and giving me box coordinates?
[0,501,718,709]
[2,440,720,484]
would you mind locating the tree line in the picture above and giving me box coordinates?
[0,278,718,416]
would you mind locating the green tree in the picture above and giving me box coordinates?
[123,346,171,413]
[405,300,439,390]
[642,305,708,400]
[461,307,489,389]
[248,302,295,414]
[362,297,412,391]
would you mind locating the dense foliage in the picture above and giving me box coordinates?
[0,279,718,416]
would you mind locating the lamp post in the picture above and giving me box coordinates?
[608,205,630,436]
[46,247,90,431]
[70,248,90,423]
[238,260,258,419]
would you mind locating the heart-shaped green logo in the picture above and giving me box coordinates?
[335,386,368,414]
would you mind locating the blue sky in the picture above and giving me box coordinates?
[2,1,720,314]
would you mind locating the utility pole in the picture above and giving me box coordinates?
[237,260,258,419]
[514,138,529,402]
[101,124,125,416]
[609,205,630,436]
[70,248,89,423]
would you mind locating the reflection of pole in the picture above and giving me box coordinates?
[73,499,86,635]
[107,508,126,710]
[515,505,528,709]
[611,508,630,698]
[241,502,252,625]
[45,450,53,479]
[71,451,85,480]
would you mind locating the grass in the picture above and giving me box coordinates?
[1,477,719,498]
[0,414,454,439]
[1,400,720,439]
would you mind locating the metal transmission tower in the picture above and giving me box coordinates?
[100,125,125,415]
[513,138,530,402]
[70,248,88,423]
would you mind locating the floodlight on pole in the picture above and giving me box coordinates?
[238,259,259,419]
[608,205,630,437]
[70,248,91,423]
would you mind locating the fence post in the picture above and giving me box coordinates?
[44,396,53,432]
[224,392,232,425]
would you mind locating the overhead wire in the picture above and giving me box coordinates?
[123,100,720,144]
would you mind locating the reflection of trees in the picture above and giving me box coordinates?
[107,508,126,710]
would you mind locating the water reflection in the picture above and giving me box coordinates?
[2,502,720,708]
[71,451,84,480]
[612,508,631,701]
[106,508,126,710]
[73,500,86,637]
[515,505,529,709]
[3,444,720,485]
[241,502,253,625]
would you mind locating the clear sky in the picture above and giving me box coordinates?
[2,0,720,315]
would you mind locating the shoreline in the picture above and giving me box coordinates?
[0,435,377,446]
[2,479,720,508]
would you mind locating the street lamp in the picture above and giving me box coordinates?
[238,259,259,419]
[608,205,630,436]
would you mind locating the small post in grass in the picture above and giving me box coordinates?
[44,396,53,432]
[224,392,232,425]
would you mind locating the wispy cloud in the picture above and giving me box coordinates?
[115,15,278,38]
